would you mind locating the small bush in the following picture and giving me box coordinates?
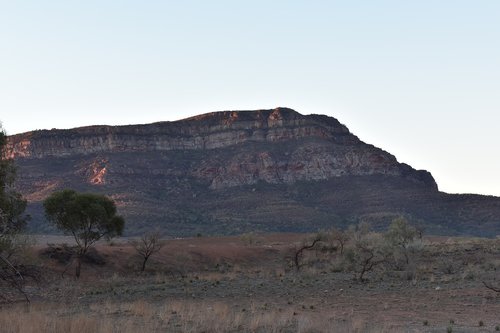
[441,260,456,274]
[240,232,258,245]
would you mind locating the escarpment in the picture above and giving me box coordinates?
[6,108,349,158]
[6,108,435,190]
[5,108,500,236]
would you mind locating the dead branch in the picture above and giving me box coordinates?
[0,255,33,303]
[483,281,500,293]
[294,237,322,271]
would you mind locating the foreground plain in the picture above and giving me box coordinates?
[1,233,499,333]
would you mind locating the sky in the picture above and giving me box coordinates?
[0,1,499,196]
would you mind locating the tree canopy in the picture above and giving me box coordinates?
[384,216,418,265]
[43,189,124,277]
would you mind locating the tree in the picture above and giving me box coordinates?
[131,231,165,272]
[0,127,29,253]
[293,234,323,271]
[345,223,388,281]
[384,217,418,265]
[43,189,124,278]
[0,125,35,302]
[326,227,349,254]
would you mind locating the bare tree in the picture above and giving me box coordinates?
[345,223,388,281]
[0,253,40,303]
[132,231,165,272]
[326,227,349,254]
[349,239,387,281]
[293,235,323,271]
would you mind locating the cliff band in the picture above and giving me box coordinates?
[5,108,500,236]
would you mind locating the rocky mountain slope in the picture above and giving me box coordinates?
[5,108,500,236]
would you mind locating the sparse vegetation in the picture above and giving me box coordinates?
[0,232,497,331]
[0,299,397,333]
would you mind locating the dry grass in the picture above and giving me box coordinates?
[3,234,498,332]
[0,300,397,333]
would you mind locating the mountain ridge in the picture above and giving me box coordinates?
[4,108,500,236]
[5,108,352,157]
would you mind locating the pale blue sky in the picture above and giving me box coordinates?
[1,1,499,196]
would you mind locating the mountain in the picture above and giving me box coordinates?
[5,108,500,236]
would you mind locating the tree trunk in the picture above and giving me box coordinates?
[294,238,321,271]
[358,268,367,281]
[75,255,82,278]
[141,256,149,272]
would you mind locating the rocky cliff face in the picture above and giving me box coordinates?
[5,109,347,158]
[6,108,436,190]
[5,108,500,236]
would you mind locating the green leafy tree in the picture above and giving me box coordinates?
[43,189,124,278]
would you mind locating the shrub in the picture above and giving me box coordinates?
[384,217,418,267]
[345,223,388,281]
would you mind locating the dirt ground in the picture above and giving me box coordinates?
[1,233,499,332]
